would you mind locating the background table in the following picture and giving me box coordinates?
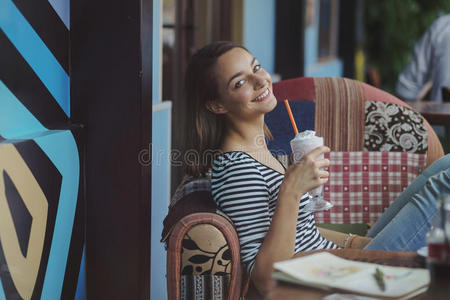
[408,101,450,153]
[408,101,450,126]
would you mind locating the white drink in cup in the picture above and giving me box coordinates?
[290,130,333,212]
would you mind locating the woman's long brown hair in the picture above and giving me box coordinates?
[183,41,272,178]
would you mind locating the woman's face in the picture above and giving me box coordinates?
[211,47,277,121]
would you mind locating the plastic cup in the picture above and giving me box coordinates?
[290,130,332,211]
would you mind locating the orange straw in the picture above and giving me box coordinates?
[284,99,299,135]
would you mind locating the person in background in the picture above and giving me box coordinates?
[396,14,450,102]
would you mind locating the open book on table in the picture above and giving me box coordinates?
[272,252,430,299]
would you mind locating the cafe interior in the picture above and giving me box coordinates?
[0,0,449,299]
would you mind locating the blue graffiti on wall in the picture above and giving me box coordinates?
[0,0,84,298]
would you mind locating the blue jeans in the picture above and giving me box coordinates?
[364,154,450,251]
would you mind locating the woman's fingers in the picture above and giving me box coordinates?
[316,158,330,169]
[308,146,330,159]
[319,177,329,185]
[318,170,329,178]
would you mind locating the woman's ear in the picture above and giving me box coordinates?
[206,101,228,114]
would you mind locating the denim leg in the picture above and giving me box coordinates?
[364,165,450,251]
[367,154,450,238]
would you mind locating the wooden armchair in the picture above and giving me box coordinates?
[162,77,444,300]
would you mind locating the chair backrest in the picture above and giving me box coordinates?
[166,213,242,300]
[269,77,444,166]
[163,178,246,300]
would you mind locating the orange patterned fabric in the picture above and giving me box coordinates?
[314,77,366,151]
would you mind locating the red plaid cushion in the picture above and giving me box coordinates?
[315,152,426,224]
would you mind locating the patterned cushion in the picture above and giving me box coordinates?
[315,151,426,223]
[181,224,231,275]
[179,225,232,299]
[180,274,230,300]
[364,101,427,154]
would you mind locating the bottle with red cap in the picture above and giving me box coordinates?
[426,194,450,295]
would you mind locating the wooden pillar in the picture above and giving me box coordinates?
[71,0,153,298]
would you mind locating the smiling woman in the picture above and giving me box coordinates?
[183,42,275,179]
[182,41,337,294]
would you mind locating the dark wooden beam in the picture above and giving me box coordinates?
[70,0,152,298]
[275,0,305,80]
[338,0,358,79]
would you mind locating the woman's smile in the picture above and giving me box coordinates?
[252,88,271,102]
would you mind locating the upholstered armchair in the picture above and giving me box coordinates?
[162,77,444,300]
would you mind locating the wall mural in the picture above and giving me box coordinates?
[0,0,84,299]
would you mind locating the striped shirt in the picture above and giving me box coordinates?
[211,151,338,274]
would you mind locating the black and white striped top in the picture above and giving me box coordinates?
[211,151,338,274]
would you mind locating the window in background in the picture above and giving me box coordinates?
[318,0,339,61]
[304,0,342,77]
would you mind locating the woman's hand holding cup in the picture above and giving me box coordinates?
[280,146,330,202]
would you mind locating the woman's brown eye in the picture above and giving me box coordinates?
[253,64,261,72]
[235,80,244,88]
